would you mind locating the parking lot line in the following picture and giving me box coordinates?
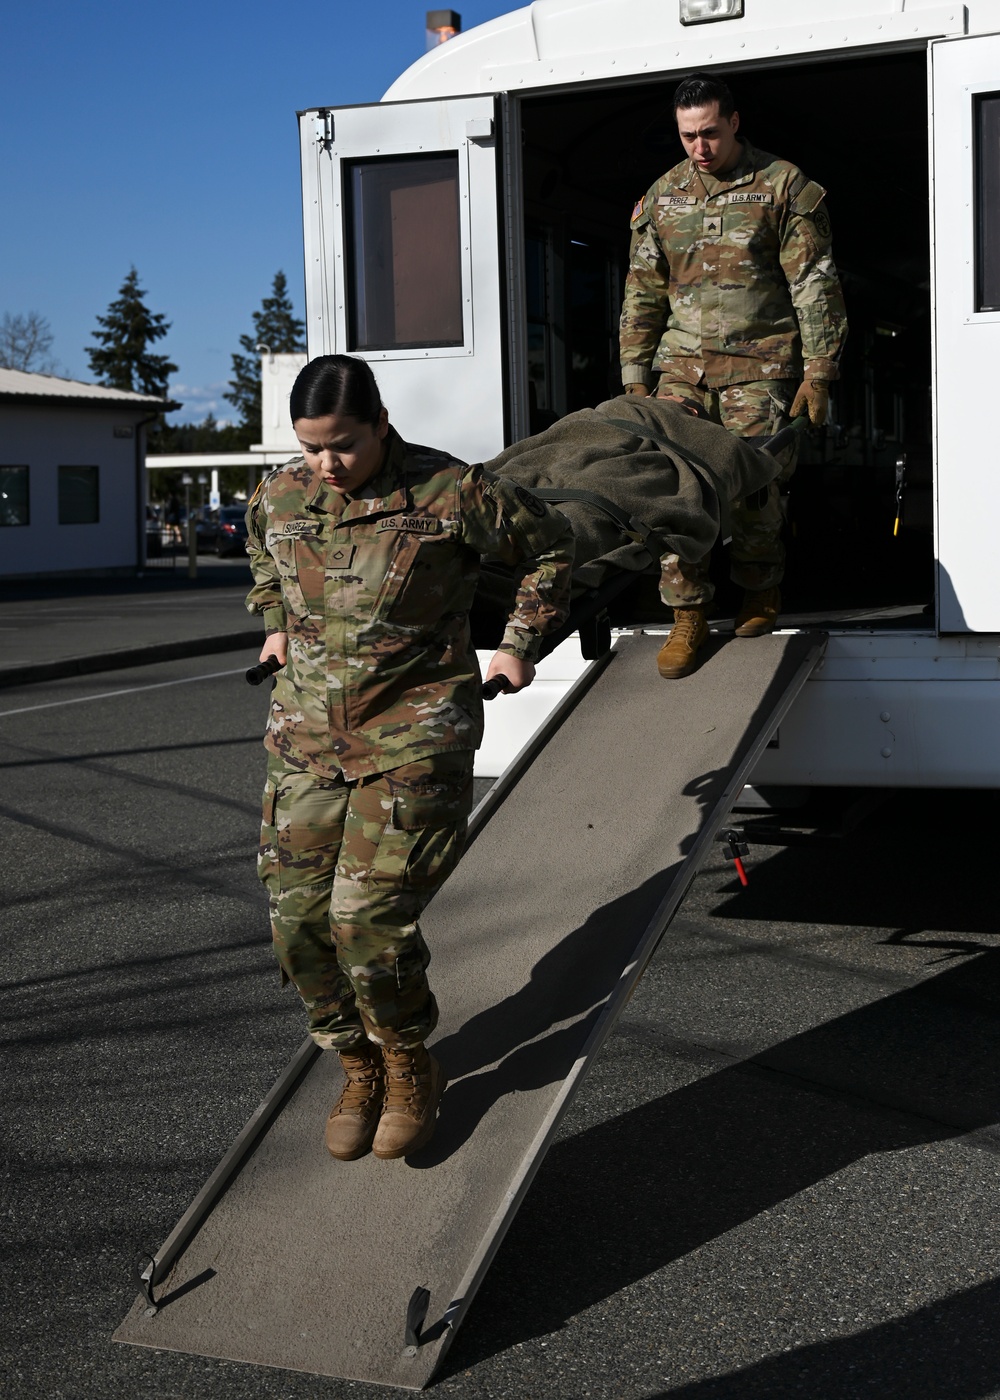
[0,667,247,719]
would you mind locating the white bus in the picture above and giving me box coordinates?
[296,0,1000,788]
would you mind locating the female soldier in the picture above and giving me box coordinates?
[246,355,574,1162]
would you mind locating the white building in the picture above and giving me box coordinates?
[146,352,307,496]
[0,369,173,579]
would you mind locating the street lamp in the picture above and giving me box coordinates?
[181,473,198,578]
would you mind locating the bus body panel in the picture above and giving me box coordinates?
[299,0,1000,785]
[298,94,506,463]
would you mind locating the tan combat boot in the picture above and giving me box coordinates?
[656,607,708,679]
[371,1044,446,1160]
[324,1042,385,1161]
[734,587,781,638]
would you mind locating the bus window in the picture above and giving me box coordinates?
[975,94,1000,312]
[345,154,463,349]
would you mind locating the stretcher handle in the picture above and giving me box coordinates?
[482,676,511,701]
[245,655,283,686]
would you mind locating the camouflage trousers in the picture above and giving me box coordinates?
[258,750,474,1052]
[656,378,796,608]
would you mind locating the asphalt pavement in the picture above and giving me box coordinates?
[0,557,258,687]
[2,589,1000,1398]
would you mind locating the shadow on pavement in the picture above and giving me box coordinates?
[640,1275,1000,1399]
[444,938,1000,1380]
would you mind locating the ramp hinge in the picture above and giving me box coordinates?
[403,1285,431,1355]
[718,827,750,887]
[133,1252,159,1317]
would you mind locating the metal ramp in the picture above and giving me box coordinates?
[114,630,825,1390]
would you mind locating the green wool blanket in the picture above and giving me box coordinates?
[481,394,789,587]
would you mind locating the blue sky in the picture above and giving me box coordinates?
[1,1,516,423]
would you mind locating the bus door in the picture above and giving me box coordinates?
[932,33,1000,631]
[299,94,521,463]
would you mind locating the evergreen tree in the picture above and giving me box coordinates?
[158,411,253,454]
[225,271,306,438]
[86,267,177,397]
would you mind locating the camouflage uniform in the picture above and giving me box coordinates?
[620,140,847,602]
[655,379,795,605]
[246,427,574,1050]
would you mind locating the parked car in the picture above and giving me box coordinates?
[195,505,249,557]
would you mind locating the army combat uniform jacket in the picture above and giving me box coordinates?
[245,427,574,782]
[620,141,847,390]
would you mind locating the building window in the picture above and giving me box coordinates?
[345,153,464,350]
[0,465,29,526]
[975,93,1000,312]
[58,465,100,524]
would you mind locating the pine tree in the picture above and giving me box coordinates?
[86,267,177,397]
[225,271,306,438]
[158,411,252,454]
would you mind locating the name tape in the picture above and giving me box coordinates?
[375,515,444,535]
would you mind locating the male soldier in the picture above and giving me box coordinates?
[620,71,847,677]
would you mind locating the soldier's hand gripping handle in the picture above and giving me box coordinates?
[482,675,511,701]
[484,653,536,696]
[245,655,283,686]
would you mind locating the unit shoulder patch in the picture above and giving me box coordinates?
[514,485,547,518]
[811,205,832,239]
